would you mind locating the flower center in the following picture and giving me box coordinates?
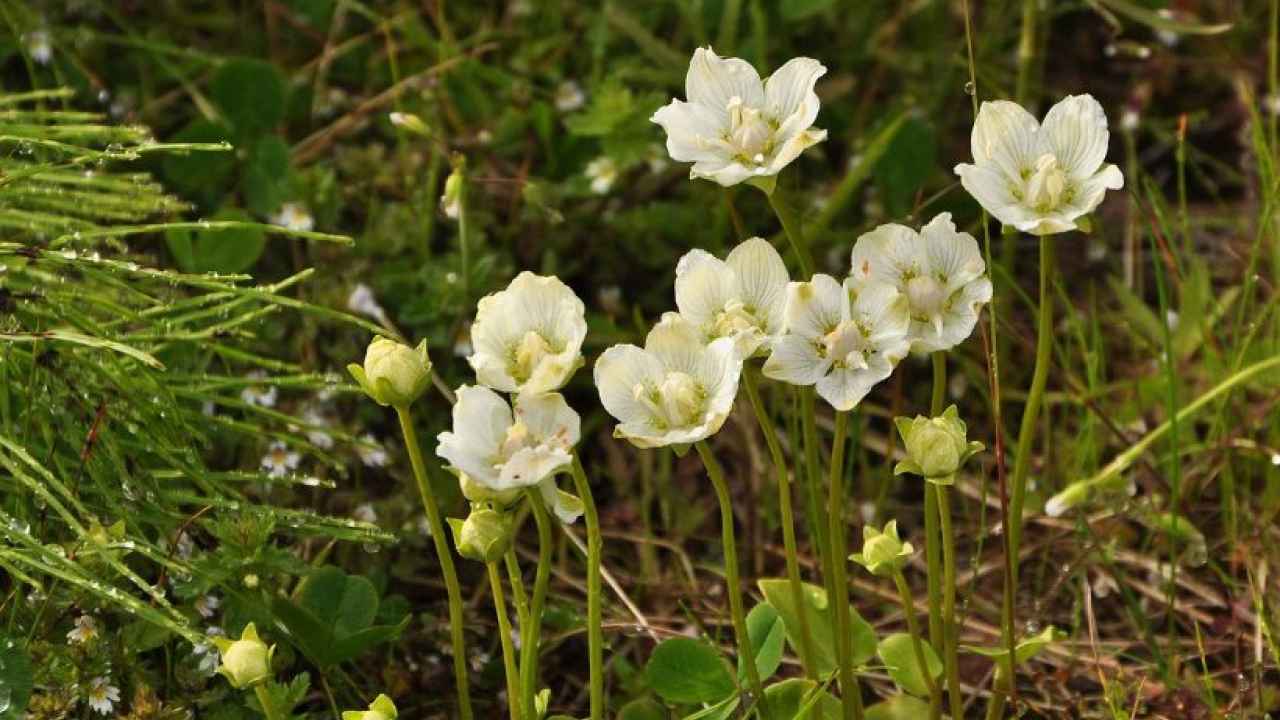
[822,321,870,370]
[711,299,759,338]
[499,420,533,462]
[512,330,553,383]
[1026,153,1068,212]
[727,96,774,165]
[633,372,706,429]
[905,275,948,336]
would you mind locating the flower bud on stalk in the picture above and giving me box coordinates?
[342,694,398,720]
[849,520,914,577]
[893,405,984,484]
[449,507,514,563]
[348,337,432,409]
[212,623,275,689]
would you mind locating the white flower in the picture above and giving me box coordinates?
[347,283,389,324]
[261,441,300,478]
[955,94,1124,236]
[67,614,98,644]
[195,594,221,619]
[673,237,789,356]
[357,434,389,467]
[651,47,827,188]
[436,386,580,492]
[353,503,378,524]
[194,628,224,676]
[87,677,120,715]
[271,202,315,232]
[300,407,334,450]
[585,157,618,195]
[469,272,587,396]
[763,277,910,411]
[594,314,743,448]
[849,212,992,354]
[25,30,52,65]
[1120,109,1140,132]
[240,371,278,408]
[554,80,586,112]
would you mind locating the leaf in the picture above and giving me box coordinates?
[243,135,292,216]
[873,117,936,217]
[738,602,786,681]
[211,58,286,137]
[298,566,379,638]
[681,695,738,720]
[758,578,878,676]
[1092,0,1232,35]
[644,637,737,705]
[763,678,841,719]
[780,0,838,20]
[0,636,33,720]
[161,119,236,199]
[963,625,1061,678]
[617,698,666,720]
[166,209,266,274]
[864,694,933,720]
[272,566,406,668]
[877,633,942,697]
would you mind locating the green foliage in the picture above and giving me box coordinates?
[211,58,287,139]
[758,579,877,676]
[0,636,33,720]
[876,633,943,697]
[272,565,409,670]
[763,678,841,719]
[643,637,736,705]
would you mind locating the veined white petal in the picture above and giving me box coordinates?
[850,279,907,334]
[697,336,745,421]
[764,127,827,176]
[1040,94,1111,180]
[540,478,585,524]
[651,100,729,163]
[675,250,734,326]
[594,345,665,426]
[920,212,985,289]
[689,158,759,187]
[515,392,581,451]
[725,237,789,333]
[762,334,829,385]
[955,162,1024,228]
[815,367,882,412]
[645,313,708,374]
[435,385,512,487]
[971,100,1039,172]
[498,445,572,489]
[686,47,765,118]
[764,57,826,131]
[850,222,919,285]
[783,275,844,338]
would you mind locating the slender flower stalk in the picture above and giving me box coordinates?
[396,407,473,720]
[799,388,833,583]
[488,563,522,720]
[569,455,605,720]
[742,368,817,678]
[927,351,947,718]
[766,187,814,275]
[937,485,963,720]
[826,411,863,720]
[506,549,530,632]
[694,440,770,718]
[891,571,941,707]
[520,488,554,720]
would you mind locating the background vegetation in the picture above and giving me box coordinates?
[0,0,1276,718]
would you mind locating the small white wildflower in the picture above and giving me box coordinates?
[353,503,378,524]
[270,202,315,232]
[585,157,619,195]
[1120,109,1140,132]
[175,531,196,560]
[260,441,300,478]
[301,408,334,450]
[417,516,433,537]
[468,272,587,395]
[1271,453,1280,466]
[347,283,389,324]
[87,677,120,715]
[240,371,278,408]
[1165,310,1180,331]
[436,387,579,491]
[193,628,224,676]
[25,30,52,65]
[67,614,98,644]
[357,434,389,468]
[195,594,221,619]
[554,80,586,112]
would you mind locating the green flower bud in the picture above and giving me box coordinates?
[342,694,397,720]
[448,507,513,563]
[849,520,914,577]
[893,405,984,484]
[348,337,432,408]
[458,471,521,507]
[212,623,275,689]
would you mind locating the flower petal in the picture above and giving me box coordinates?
[594,345,665,427]
[436,385,512,486]
[499,445,571,489]
[689,158,759,187]
[971,100,1039,173]
[686,47,765,117]
[675,250,734,326]
[782,274,844,338]
[764,57,826,128]
[920,212,985,289]
[515,392,581,451]
[651,100,729,163]
[762,334,830,386]
[645,312,708,374]
[725,237,789,332]
[815,367,881,412]
[850,222,920,285]
[1040,94,1112,180]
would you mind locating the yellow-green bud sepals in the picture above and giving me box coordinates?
[348,337,432,408]
[212,623,275,689]
[448,507,513,563]
[849,520,914,577]
[342,693,398,720]
[893,405,984,484]
[457,471,522,508]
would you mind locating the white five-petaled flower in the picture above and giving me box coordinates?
[347,283,389,325]
[469,272,587,396]
[585,157,618,195]
[436,386,580,493]
[651,47,827,188]
[261,441,300,478]
[763,277,910,411]
[595,314,743,449]
[194,627,224,676]
[674,237,789,357]
[87,676,120,715]
[195,594,221,619]
[954,94,1124,236]
[271,202,315,232]
[67,614,98,644]
[25,30,52,65]
[850,212,992,354]
[240,371,278,408]
[300,407,334,450]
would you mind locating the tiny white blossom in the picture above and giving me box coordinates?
[673,237,789,356]
[849,213,992,354]
[193,627,224,676]
[763,277,910,411]
[67,614,98,644]
[1120,109,1140,132]
[300,407,334,450]
[595,314,743,449]
[87,677,120,715]
[271,202,314,232]
[347,283,389,324]
[25,30,52,64]
[195,594,220,619]
[240,371,278,408]
[652,47,827,188]
[554,80,586,112]
[469,272,587,396]
[261,441,300,478]
[585,157,619,195]
[357,434,389,467]
[353,503,378,524]
[955,94,1124,236]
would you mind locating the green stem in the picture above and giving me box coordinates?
[505,549,530,632]
[826,411,864,720]
[743,369,817,679]
[766,186,815,276]
[1014,0,1038,105]
[253,684,284,720]
[800,388,833,595]
[892,572,942,705]
[570,455,605,720]
[937,485,963,720]
[521,489,554,720]
[488,563,522,720]
[695,441,771,718]
[931,352,947,416]
[396,407,474,720]
[924,354,946,679]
